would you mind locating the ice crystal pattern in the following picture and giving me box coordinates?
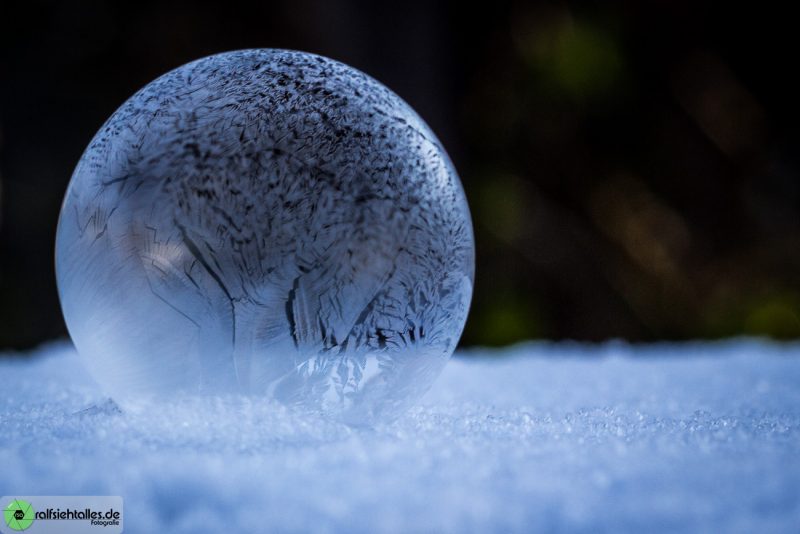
[55,49,474,424]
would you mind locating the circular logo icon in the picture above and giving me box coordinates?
[3,500,34,531]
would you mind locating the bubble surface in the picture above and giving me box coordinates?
[55,49,474,423]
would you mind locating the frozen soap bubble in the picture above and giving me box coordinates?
[55,49,474,424]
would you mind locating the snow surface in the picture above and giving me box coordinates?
[1,340,799,533]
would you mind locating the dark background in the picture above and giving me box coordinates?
[2,0,799,350]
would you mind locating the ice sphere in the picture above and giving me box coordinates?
[55,49,474,424]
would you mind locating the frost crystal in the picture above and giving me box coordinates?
[56,49,474,424]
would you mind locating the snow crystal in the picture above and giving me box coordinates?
[1,339,799,533]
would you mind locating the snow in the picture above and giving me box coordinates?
[1,339,799,533]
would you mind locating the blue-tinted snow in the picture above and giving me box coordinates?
[1,340,799,533]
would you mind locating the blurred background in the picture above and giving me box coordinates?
[1,0,799,350]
